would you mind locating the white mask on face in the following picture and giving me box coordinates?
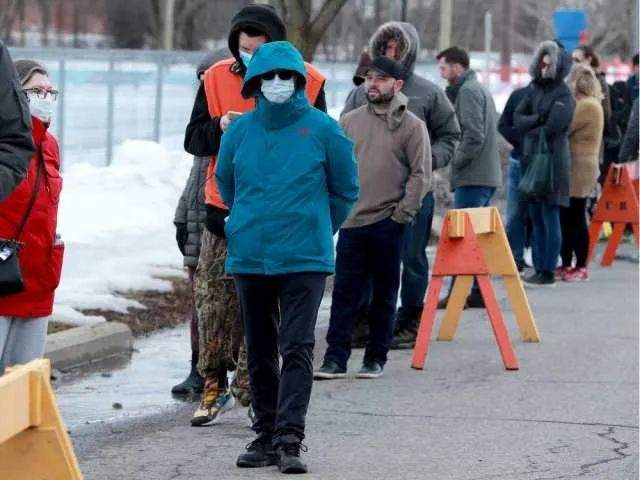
[239,51,253,67]
[27,93,56,123]
[260,75,295,104]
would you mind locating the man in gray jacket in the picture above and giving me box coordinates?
[0,40,34,201]
[437,46,502,307]
[315,56,431,380]
[342,22,460,349]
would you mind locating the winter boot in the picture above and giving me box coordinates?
[171,351,204,395]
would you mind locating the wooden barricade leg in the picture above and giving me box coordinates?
[601,222,626,266]
[437,275,473,341]
[502,275,540,342]
[587,221,602,265]
[476,275,519,370]
[411,276,444,370]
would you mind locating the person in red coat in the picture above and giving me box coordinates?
[0,60,63,366]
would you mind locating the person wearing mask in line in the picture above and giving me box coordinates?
[515,40,575,287]
[171,51,226,397]
[183,4,326,428]
[0,60,64,366]
[342,22,460,349]
[315,56,430,380]
[436,46,501,307]
[216,41,358,474]
[0,40,34,201]
[499,85,532,273]
[558,65,604,282]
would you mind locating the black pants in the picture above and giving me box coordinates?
[560,197,589,268]
[324,217,406,370]
[233,272,326,445]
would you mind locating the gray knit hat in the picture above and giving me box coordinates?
[13,59,48,86]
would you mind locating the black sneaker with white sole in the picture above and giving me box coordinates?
[356,361,383,379]
[313,360,346,380]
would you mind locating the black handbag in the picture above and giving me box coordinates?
[519,129,554,197]
[0,154,43,296]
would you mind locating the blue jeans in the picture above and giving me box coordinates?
[528,201,561,273]
[453,186,495,295]
[454,186,496,209]
[505,158,528,267]
[397,192,435,326]
[325,217,407,369]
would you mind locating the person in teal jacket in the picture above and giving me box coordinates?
[215,41,358,474]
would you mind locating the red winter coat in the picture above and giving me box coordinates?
[0,117,64,318]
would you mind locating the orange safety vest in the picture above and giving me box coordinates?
[203,57,326,208]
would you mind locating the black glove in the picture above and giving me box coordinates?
[175,222,188,255]
[205,205,229,238]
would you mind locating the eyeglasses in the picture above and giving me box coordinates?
[540,62,552,69]
[261,70,294,81]
[571,57,582,63]
[23,88,59,101]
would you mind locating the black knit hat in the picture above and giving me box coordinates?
[14,59,48,85]
[353,51,371,86]
[228,4,286,62]
[366,56,404,80]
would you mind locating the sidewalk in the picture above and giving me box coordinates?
[70,246,638,479]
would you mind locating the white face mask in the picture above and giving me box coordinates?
[27,93,56,123]
[239,51,253,67]
[261,75,295,104]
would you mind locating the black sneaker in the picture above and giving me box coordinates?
[313,360,346,380]
[171,360,204,395]
[237,434,277,468]
[390,327,417,350]
[276,442,308,474]
[465,291,485,309]
[356,361,383,379]
[523,271,556,288]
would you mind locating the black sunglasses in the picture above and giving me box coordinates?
[261,70,294,81]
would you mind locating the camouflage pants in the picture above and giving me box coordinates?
[194,229,249,398]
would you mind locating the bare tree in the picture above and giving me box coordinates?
[276,0,349,60]
[0,0,20,42]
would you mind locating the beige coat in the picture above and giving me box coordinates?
[569,96,604,198]
[340,91,431,228]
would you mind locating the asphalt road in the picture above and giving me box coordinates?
[68,245,639,479]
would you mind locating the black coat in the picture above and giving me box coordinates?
[0,40,35,201]
[514,40,575,207]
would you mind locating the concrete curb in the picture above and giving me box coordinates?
[45,322,133,371]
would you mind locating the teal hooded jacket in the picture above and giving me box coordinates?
[215,41,359,275]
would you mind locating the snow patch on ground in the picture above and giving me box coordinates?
[52,140,190,324]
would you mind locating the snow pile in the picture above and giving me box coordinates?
[52,140,191,325]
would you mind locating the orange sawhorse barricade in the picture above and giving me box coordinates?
[411,207,540,372]
[587,162,639,266]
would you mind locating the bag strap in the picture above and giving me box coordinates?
[13,151,44,242]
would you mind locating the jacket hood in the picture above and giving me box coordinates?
[368,21,419,79]
[368,91,409,131]
[241,41,306,99]
[195,49,227,79]
[228,4,286,65]
[529,40,572,84]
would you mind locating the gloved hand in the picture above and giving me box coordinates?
[205,205,229,238]
[175,222,188,255]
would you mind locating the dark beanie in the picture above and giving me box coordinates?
[353,51,372,86]
[195,49,227,79]
[228,4,286,62]
[366,56,404,80]
[14,59,48,85]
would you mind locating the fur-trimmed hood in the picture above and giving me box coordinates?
[529,40,572,84]
[368,21,419,79]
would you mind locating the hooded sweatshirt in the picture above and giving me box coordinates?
[340,92,430,228]
[184,4,327,159]
[515,40,575,207]
[342,22,459,171]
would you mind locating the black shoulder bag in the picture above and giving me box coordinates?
[0,154,43,295]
